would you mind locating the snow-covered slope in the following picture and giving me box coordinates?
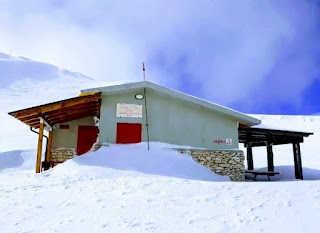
[251,114,320,133]
[0,52,109,151]
[0,52,103,110]
[0,52,92,88]
[0,53,319,232]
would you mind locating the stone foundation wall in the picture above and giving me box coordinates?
[175,149,245,181]
[50,148,76,162]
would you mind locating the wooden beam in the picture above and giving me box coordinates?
[46,129,53,162]
[18,104,95,122]
[43,102,98,118]
[12,93,101,118]
[267,145,274,172]
[239,128,312,138]
[39,116,52,129]
[36,119,44,173]
[50,112,97,125]
[46,108,97,121]
[97,99,101,118]
[293,143,303,180]
[245,138,304,147]
[17,113,40,122]
[246,146,254,170]
[30,123,39,129]
[23,107,96,126]
[24,118,41,125]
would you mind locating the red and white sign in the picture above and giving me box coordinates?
[213,138,233,145]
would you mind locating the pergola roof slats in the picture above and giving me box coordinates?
[46,106,98,120]
[240,127,312,137]
[239,127,312,147]
[17,102,98,122]
[8,92,102,129]
[9,93,101,118]
[43,102,98,117]
[50,111,98,125]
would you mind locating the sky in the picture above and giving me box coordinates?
[0,0,319,115]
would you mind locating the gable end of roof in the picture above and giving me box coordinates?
[81,81,261,126]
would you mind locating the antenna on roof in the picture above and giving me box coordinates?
[142,62,146,81]
[142,62,150,150]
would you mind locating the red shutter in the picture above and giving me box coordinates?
[116,123,142,144]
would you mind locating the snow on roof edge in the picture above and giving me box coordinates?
[252,124,313,134]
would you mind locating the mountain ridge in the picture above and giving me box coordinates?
[0,52,93,89]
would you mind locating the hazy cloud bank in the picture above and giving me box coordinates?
[0,0,319,113]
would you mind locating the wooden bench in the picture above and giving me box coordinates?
[245,170,280,181]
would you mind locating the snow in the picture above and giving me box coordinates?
[0,145,319,233]
[252,123,312,134]
[0,52,93,88]
[49,143,229,182]
[0,54,320,232]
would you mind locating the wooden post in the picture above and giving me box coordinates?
[46,129,53,162]
[247,146,254,170]
[97,99,101,118]
[36,119,44,173]
[267,145,274,172]
[293,143,303,180]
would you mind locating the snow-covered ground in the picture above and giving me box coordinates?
[0,139,319,233]
[0,53,319,232]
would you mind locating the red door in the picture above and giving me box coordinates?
[77,126,99,155]
[116,123,142,144]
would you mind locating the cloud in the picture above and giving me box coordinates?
[0,0,319,112]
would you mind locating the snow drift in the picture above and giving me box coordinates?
[48,143,230,182]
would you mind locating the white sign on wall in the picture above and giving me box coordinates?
[116,103,143,118]
[226,138,232,145]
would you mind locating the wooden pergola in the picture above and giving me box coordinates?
[8,92,102,173]
[239,125,313,180]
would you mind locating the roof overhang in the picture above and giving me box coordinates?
[8,92,102,129]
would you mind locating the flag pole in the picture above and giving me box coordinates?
[142,62,150,150]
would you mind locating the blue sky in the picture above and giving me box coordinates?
[0,0,319,115]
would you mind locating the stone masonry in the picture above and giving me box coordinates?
[50,148,76,162]
[174,149,245,181]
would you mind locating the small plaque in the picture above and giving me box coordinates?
[116,103,143,118]
[226,139,232,145]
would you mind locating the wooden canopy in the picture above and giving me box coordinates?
[239,125,313,147]
[8,92,102,129]
[239,124,313,180]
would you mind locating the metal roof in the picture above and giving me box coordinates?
[82,81,261,126]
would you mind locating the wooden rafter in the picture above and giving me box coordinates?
[43,102,98,118]
[8,92,102,129]
[46,106,97,120]
[50,112,97,125]
[9,92,101,118]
